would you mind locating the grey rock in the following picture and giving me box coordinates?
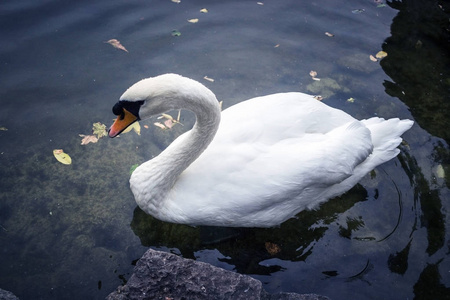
[107,248,329,300]
[0,288,20,300]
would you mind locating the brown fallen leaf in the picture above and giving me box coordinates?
[265,242,281,255]
[314,95,324,101]
[79,134,99,145]
[105,39,129,53]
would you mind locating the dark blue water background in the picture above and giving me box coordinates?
[1,0,449,299]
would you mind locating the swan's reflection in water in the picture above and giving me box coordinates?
[130,184,368,275]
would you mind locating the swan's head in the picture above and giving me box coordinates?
[108,74,191,138]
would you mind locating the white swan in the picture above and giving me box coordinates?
[108,74,413,228]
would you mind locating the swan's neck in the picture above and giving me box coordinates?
[130,79,221,213]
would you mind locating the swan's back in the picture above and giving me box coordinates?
[148,92,413,227]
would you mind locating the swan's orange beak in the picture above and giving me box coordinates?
[108,108,138,138]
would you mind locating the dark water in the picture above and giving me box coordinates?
[1,0,449,299]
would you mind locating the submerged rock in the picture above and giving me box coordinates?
[0,288,20,300]
[106,248,329,300]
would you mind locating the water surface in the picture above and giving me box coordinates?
[0,0,449,299]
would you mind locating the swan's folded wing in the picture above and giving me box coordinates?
[171,119,373,225]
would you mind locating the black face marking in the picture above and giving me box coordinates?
[112,100,144,120]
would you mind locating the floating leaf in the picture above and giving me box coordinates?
[130,164,139,175]
[53,149,72,165]
[144,125,149,129]
[265,242,281,255]
[203,76,214,82]
[369,55,378,62]
[154,111,183,130]
[351,9,365,14]
[274,44,280,48]
[154,122,167,130]
[435,164,445,178]
[171,0,181,3]
[309,70,320,81]
[0,126,7,131]
[187,18,199,23]
[257,2,264,5]
[79,134,98,145]
[314,95,323,101]
[325,32,334,37]
[105,39,129,53]
[200,8,208,13]
[347,97,355,103]
[171,30,181,37]
[375,50,388,59]
[122,121,141,135]
[92,122,107,138]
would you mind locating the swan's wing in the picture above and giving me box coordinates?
[169,93,373,225]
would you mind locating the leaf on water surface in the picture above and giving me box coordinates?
[171,0,181,3]
[130,164,139,175]
[369,55,378,62]
[105,39,129,53]
[309,70,320,81]
[53,149,72,165]
[257,2,264,5]
[375,51,388,59]
[265,242,281,255]
[92,122,107,138]
[171,30,181,37]
[164,119,174,129]
[347,97,355,103]
[351,9,365,14]
[200,8,208,13]
[0,126,7,131]
[122,122,141,135]
[203,76,214,82]
[187,18,199,23]
[79,134,99,145]
[154,111,183,130]
[325,32,334,37]
[154,122,167,130]
[144,125,149,129]
[314,95,323,101]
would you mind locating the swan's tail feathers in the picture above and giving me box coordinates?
[362,117,414,168]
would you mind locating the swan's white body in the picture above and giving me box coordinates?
[112,74,413,228]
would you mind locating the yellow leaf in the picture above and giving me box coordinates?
[161,113,174,121]
[200,8,208,13]
[375,51,387,59]
[122,121,141,135]
[369,55,378,62]
[53,149,72,165]
[187,18,199,23]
